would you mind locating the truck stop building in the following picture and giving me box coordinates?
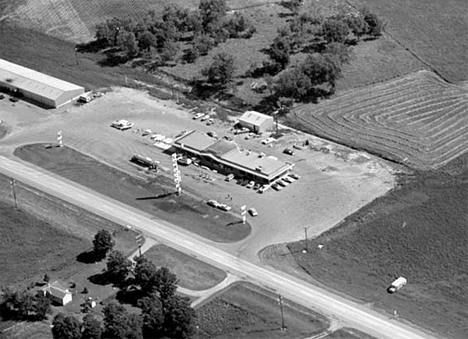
[0,58,84,108]
[173,130,294,183]
[237,111,274,133]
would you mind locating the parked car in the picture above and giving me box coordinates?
[283,148,294,155]
[111,119,134,131]
[289,173,301,180]
[253,183,262,190]
[283,176,294,184]
[277,180,287,187]
[200,114,211,121]
[225,174,235,182]
[193,113,204,120]
[246,181,255,189]
[293,144,304,150]
[258,184,271,193]
[206,118,214,125]
[0,94,4,100]
[240,179,249,186]
[217,203,231,211]
[207,200,219,208]
[248,208,258,217]
[9,97,19,103]
[261,137,276,145]
[207,131,218,138]
[271,183,282,191]
[224,136,233,142]
[177,157,192,166]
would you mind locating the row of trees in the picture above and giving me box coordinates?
[93,0,256,65]
[0,288,51,322]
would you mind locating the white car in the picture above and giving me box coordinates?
[111,119,134,131]
[248,208,258,217]
[261,137,276,145]
[193,113,204,120]
[200,114,211,121]
[207,199,220,208]
[283,176,294,184]
[246,181,255,189]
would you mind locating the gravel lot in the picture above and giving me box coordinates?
[0,88,396,258]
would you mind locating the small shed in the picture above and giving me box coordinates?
[38,282,72,306]
[237,111,274,134]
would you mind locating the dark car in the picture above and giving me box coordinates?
[283,148,294,156]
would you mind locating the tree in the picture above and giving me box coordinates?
[138,293,164,337]
[321,18,349,43]
[344,14,368,40]
[162,4,190,33]
[301,53,342,91]
[106,250,132,285]
[1,289,36,320]
[103,302,143,339]
[154,267,179,302]
[134,256,158,295]
[93,230,115,260]
[163,295,196,339]
[117,30,139,58]
[160,40,180,63]
[199,0,228,34]
[43,274,50,283]
[34,294,52,321]
[201,53,236,87]
[193,34,214,56]
[323,42,351,65]
[275,68,313,99]
[266,36,291,71]
[364,12,382,37]
[52,313,81,339]
[138,31,157,52]
[82,314,103,339]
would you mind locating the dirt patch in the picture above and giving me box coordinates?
[144,244,227,291]
[13,144,251,243]
[264,153,468,339]
[196,282,329,339]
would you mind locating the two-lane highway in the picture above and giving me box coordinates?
[0,156,441,339]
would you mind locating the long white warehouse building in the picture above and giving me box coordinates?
[0,58,84,108]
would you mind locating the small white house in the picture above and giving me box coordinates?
[237,111,274,134]
[38,282,72,306]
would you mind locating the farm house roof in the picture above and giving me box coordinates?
[0,58,84,101]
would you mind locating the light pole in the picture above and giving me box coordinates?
[135,234,144,256]
[302,227,308,253]
[74,47,79,67]
[278,294,286,331]
[11,179,18,209]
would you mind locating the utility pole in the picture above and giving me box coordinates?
[74,48,79,67]
[11,179,18,209]
[57,131,63,147]
[278,294,286,331]
[135,233,144,257]
[171,153,182,195]
[302,227,308,253]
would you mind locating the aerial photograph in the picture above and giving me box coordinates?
[0,0,467,338]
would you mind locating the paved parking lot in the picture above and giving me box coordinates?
[0,87,396,260]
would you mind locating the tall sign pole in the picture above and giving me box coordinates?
[241,205,247,224]
[302,227,308,253]
[135,234,144,257]
[11,179,18,209]
[57,131,63,147]
[171,154,182,195]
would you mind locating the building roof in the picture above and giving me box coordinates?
[238,111,273,126]
[0,58,84,101]
[41,282,71,299]
[173,130,293,179]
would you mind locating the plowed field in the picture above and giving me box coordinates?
[294,71,468,170]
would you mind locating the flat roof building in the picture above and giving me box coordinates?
[173,131,293,183]
[237,111,274,133]
[0,58,84,108]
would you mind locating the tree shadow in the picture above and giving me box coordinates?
[136,192,177,200]
[98,52,130,67]
[115,288,145,307]
[88,272,112,286]
[76,250,98,264]
[75,40,106,53]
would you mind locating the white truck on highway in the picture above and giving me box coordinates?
[388,277,407,293]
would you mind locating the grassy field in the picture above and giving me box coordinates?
[0,199,90,288]
[323,328,377,339]
[284,152,468,339]
[294,70,468,170]
[13,144,250,243]
[348,0,468,83]
[195,282,329,339]
[144,244,227,291]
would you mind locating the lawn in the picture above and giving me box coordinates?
[144,244,227,291]
[285,152,468,339]
[14,144,251,243]
[323,328,377,339]
[195,282,329,339]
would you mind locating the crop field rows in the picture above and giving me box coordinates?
[295,71,468,170]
